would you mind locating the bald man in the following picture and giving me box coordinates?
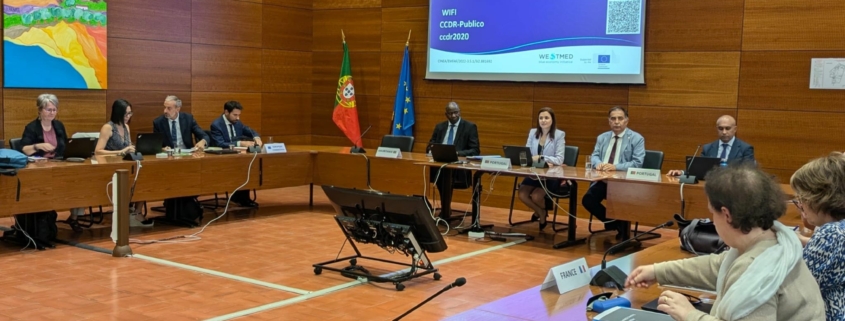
[669,115,755,176]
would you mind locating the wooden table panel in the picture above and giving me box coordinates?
[260,152,313,189]
[132,157,203,201]
[52,162,133,209]
[7,166,53,214]
[200,154,262,194]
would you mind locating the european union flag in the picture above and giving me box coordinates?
[392,47,414,136]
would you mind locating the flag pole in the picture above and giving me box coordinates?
[341,29,346,44]
[406,30,411,47]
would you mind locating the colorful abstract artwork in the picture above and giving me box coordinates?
[4,0,107,89]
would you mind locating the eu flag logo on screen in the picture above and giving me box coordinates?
[598,55,611,63]
[392,47,415,136]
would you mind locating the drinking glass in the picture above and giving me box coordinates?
[585,155,592,171]
[519,152,528,167]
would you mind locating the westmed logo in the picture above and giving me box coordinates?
[539,53,574,60]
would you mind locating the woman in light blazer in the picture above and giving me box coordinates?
[517,107,566,231]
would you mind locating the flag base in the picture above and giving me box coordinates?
[350,146,366,153]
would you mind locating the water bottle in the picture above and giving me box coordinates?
[720,160,727,167]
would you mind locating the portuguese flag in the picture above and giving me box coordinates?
[333,41,362,147]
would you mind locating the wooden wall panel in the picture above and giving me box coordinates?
[738,51,845,112]
[262,93,311,137]
[534,83,628,105]
[380,7,428,52]
[191,92,263,134]
[739,109,845,170]
[312,9,382,52]
[192,44,263,92]
[380,49,451,98]
[629,52,740,108]
[313,0,381,10]
[381,0,426,7]
[263,5,312,51]
[401,97,449,152]
[452,82,534,102]
[312,51,381,95]
[4,90,105,140]
[631,106,736,165]
[645,0,743,52]
[265,0,311,9]
[108,38,192,91]
[0,90,3,140]
[192,0,263,48]
[108,0,192,43]
[262,50,312,93]
[452,100,532,149]
[743,0,845,51]
[533,102,621,158]
[105,91,192,137]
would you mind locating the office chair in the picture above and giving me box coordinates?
[0,139,5,149]
[380,135,415,152]
[9,138,22,152]
[507,145,579,233]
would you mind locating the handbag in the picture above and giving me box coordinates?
[673,214,729,255]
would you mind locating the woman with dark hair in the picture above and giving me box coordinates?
[625,164,824,321]
[790,152,845,321]
[95,99,135,156]
[517,107,566,231]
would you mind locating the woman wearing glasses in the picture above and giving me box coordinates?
[790,152,845,321]
[94,99,136,157]
[625,164,824,321]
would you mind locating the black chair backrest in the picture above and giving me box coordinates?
[380,135,415,152]
[564,145,579,167]
[0,139,4,149]
[643,150,664,170]
[10,138,22,152]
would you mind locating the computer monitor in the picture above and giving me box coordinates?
[136,133,164,155]
[503,145,533,166]
[429,143,459,163]
[322,185,448,253]
[64,138,97,159]
[685,156,722,180]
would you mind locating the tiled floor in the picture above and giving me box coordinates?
[0,186,675,320]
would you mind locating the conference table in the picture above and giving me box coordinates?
[0,146,800,231]
[445,240,702,321]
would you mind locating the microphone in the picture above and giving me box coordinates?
[679,145,701,184]
[350,125,372,154]
[393,277,466,321]
[590,221,674,289]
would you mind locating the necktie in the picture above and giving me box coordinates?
[719,143,729,161]
[607,136,620,165]
[446,124,455,145]
[229,123,236,142]
[170,120,178,147]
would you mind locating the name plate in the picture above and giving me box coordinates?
[480,157,510,171]
[375,147,402,159]
[262,143,287,154]
[541,257,591,294]
[625,168,661,182]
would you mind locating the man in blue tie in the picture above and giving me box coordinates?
[153,95,209,151]
[668,115,755,176]
[427,102,480,220]
[209,101,262,208]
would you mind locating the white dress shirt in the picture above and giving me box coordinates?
[170,114,187,149]
[602,128,627,164]
[441,119,461,145]
[717,137,735,161]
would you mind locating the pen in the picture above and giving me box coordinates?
[793,226,800,231]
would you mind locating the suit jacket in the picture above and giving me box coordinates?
[702,138,755,163]
[526,128,566,165]
[209,116,260,148]
[20,118,67,158]
[152,113,209,149]
[589,129,645,171]
[427,119,480,157]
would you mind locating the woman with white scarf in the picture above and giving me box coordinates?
[625,164,825,321]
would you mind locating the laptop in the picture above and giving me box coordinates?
[64,138,97,159]
[136,133,164,155]
[429,144,459,163]
[502,145,533,166]
[685,156,722,180]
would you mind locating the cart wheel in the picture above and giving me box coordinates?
[395,283,405,291]
[349,258,357,266]
[433,273,442,281]
[314,267,322,275]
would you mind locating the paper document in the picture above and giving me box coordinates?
[810,58,845,89]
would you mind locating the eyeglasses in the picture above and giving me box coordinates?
[126,112,133,116]
[43,108,57,113]
[677,292,702,305]
[792,198,804,212]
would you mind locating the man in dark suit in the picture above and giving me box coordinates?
[209,101,261,207]
[427,101,480,220]
[668,115,755,176]
[153,95,209,151]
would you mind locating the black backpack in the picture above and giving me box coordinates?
[4,211,58,250]
[163,197,203,227]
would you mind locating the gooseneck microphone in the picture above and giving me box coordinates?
[679,145,701,184]
[350,125,373,153]
[393,277,467,321]
[602,220,674,270]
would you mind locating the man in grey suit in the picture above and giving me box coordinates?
[668,115,755,176]
[583,106,646,240]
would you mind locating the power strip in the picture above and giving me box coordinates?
[468,231,485,239]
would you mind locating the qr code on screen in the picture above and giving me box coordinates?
[606,0,642,35]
